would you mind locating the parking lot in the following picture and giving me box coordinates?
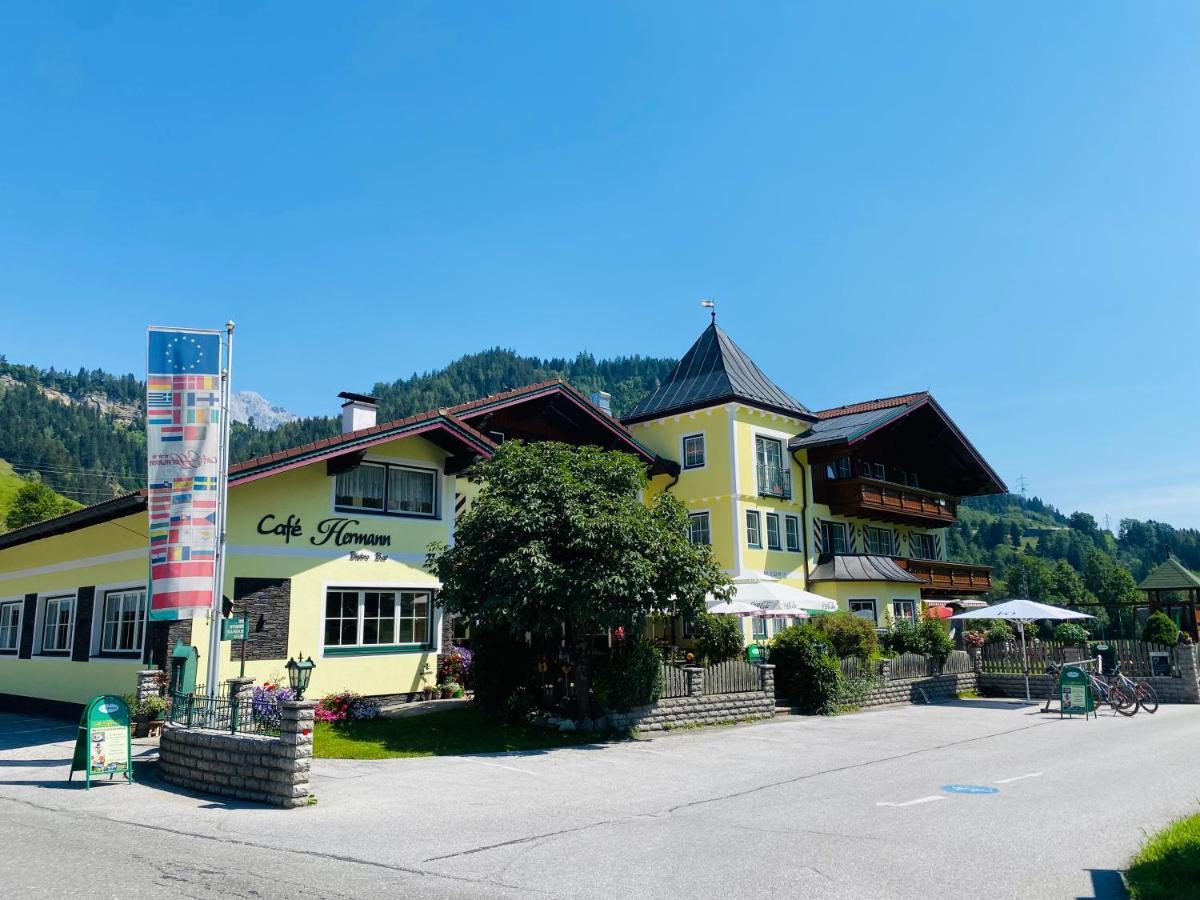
[1,701,1197,899]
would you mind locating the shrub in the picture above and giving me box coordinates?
[809,611,878,660]
[770,625,842,715]
[138,694,168,721]
[438,646,475,688]
[883,619,923,656]
[1052,622,1090,644]
[592,637,662,712]
[691,612,743,664]
[963,630,987,649]
[918,618,955,663]
[315,691,381,724]
[986,620,1015,644]
[1143,611,1180,646]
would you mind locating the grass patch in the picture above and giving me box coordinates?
[956,690,980,700]
[313,707,610,759]
[1127,812,1200,900]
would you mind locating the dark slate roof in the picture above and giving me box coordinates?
[1138,557,1200,591]
[788,404,916,450]
[622,323,815,424]
[0,491,147,552]
[808,554,924,583]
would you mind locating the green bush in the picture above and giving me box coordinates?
[1143,611,1180,646]
[592,637,663,712]
[918,618,954,663]
[809,611,878,660]
[770,625,842,715]
[691,611,744,664]
[883,619,923,656]
[1052,622,1090,644]
[986,620,1015,644]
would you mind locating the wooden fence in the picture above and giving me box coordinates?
[660,663,688,698]
[703,660,761,694]
[838,650,972,681]
[1100,640,1178,678]
[942,650,973,675]
[978,640,1178,677]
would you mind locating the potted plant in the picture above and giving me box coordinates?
[439,680,461,700]
[140,695,168,738]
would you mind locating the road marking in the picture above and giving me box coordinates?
[996,772,1042,784]
[465,759,539,776]
[876,796,946,808]
[942,784,999,795]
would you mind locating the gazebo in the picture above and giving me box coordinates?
[1137,556,1200,641]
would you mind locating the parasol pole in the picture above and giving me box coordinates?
[1019,620,1030,701]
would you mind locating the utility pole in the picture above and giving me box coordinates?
[1015,474,1028,497]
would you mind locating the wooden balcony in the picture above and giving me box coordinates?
[822,477,959,526]
[894,557,992,596]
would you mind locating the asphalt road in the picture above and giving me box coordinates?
[1,701,1197,899]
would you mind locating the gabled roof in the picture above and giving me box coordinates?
[0,490,148,552]
[622,322,815,424]
[809,554,924,583]
[814,392,928,420]
[1138,557,1200,591]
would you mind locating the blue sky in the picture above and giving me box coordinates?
[2,3,1198,528]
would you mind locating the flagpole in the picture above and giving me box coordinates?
[205,321,236,694]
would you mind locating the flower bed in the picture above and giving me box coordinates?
[315,690,381,724]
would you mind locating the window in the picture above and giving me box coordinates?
[765,513,781,550]
[910,533,936,560]
[335,461,438,518]
[746,511,762,548]
[0,601,20,652]
[755,436,790,498]
[785,516,800,552]
[41,595,74,653]
[682,434,706,469]
[906,471,919,488]
[821,521,848,555]
[849,599,877,624]
[826,457,851,480]
[687,512,711,546]
[752,617,769,641]
[101,589,147,654]
[865,526,893,556]
[324,589,431,650]
[892,600,916,623]
[871,462,886,480]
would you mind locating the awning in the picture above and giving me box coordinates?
[808,555,924,584]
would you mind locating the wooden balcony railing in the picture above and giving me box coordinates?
[894,557,992,595]
[823,477,958,526]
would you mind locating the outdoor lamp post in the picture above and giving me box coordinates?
[286,653,315,700]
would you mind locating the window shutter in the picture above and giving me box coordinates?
[72,587,95,662]
[18,593,36,659]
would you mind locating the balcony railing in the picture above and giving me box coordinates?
[823,477,958,526]
[756,465,792,500]
[894,557,992,595]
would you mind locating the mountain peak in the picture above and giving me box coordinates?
[229,391,298,430]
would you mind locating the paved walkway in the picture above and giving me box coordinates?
[1,701,1197,898]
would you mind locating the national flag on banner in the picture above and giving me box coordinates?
[147,326,224,622]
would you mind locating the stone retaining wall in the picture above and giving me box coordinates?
[851,672,978,709]
[602,664,775,733]
[157,699,315,808]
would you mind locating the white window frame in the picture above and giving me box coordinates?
[892,599,916,623]
[752,616,769,641]
[910,532,936,560]
[746,510,762,549]
[687,511,711,546]
[681,433,706,470]
[865,526,893,556]
[0,600,21,653]
[823,521,848,555]
[322,588,433,651]
[100,588,148,655]
[849,599,877,624]
[41,594,76,655]
[784,515,801,552]
[765,513,781,550]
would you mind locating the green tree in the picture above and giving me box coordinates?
[809,611,878,660]
[427,441,729,717]
[5,478,74,529]
[770,625,842,715]
[691,611,743,664]
[1143,611,1179,646]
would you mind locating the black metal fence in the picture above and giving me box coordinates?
[169,691,280,736]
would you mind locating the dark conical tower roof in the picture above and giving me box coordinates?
[622,322,815,424]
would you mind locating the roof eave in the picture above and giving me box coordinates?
[623,394,818,426]
[0,492,147,552]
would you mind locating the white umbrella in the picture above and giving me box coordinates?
[951,599,1094,700]
[721,572,838,616]
[705,599,761,617]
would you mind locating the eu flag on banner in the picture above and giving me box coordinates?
[146,327,224,622]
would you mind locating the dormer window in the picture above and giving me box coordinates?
[335,461,438,518]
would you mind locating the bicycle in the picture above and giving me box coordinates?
[1109,659,1159,714]
[1043,661,1137,716]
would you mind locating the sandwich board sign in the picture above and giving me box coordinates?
[1058,665,1095,720]
[69,695,134,788]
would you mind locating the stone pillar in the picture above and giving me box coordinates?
[278,700,316,808]
[880,659,893,682]
[969,647,982,674]
[1177,643,1200,704]
[136,670,163,705]
[683,666,704,697]
[227,677,254,706]
[756,663,775,700]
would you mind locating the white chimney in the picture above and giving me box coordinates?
[338,391,379,433]
[590,390,612,416]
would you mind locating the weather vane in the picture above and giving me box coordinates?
[700,298,716,322]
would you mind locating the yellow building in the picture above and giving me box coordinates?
[0,382,657,712]
[625,320,1006,639]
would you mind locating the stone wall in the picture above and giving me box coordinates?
[157,697,315,808]
[851,672,978,709]
[601,664,775,733]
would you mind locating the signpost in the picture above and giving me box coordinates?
[70,695,134,788]
[222,615,250,677]
[1058,665,1095,720]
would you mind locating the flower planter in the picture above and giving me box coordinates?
[147,720,164,738]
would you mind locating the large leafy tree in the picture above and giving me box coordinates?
[427,441,729,716]
[5,478,76,530]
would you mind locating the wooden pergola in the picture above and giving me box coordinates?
[1137,556,1200,641]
